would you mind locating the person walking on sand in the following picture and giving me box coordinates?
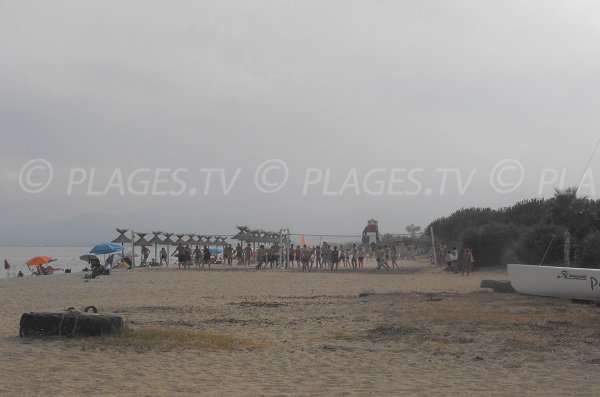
[375,246,389,271]
[172,244,185,269]
[4,259,11,278]
[256,245,267,270]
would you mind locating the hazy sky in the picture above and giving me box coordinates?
[1,0,600,244]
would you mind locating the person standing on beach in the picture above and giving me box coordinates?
[142,246,150,265]
[288,244,295,266]
[339,247,346,267]
[294,245,301,268]
[450,247,459,273]
[461,248,474,276]
[321,243,330,269]
[159,248,168,266]
[330,246,340,272]
[244,244,252,266]
[4,259,10,278]
[236,243,243,265]
[351,244,358,270]
[268,245,279,268]
[181,245,190,269]
[224,244,234,266]
[390,245,399,269]
[202,245,211,269]
[358,246,365,268]
[315,245,322,268]
[301,244,311,271]
[193,245,202,269]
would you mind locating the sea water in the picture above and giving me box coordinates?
[0,246,94,279]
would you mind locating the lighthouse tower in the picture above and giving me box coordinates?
[362,219,379,245]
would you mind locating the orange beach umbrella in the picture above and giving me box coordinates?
[26,256,57,266]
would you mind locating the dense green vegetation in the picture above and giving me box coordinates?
[423,188,600,268]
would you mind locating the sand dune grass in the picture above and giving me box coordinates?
[80,326,264,352]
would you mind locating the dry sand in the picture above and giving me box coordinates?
[1,260,599,396]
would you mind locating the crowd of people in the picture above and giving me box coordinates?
[430,244,475,276]
[166,241,422,272]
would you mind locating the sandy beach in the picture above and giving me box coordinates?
[1,260,599,396]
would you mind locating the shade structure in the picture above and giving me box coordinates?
[79,254,99,262]
[171,234,188,245]
[111,235,131,244]
[187,233,197,240]
[148,234,164,245]
[232,226,280,244]
[134,235,153,246]
[26,256,57,266]
[148,232,164,264]
[90,243,125,255]
[162,235,175,245]
[211,236,228,246]
[112,235,132,244]
[112,228,132,244]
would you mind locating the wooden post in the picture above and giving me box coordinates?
[285,229,290,269]
[430,227,438,267]
[131,229,135,267]
[564,230,571,267]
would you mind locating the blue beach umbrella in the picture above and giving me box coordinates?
[90,242,125,255]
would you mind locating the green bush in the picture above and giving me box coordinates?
[461,223,520,266]
[515,225,563,265]
[578,232,600,268]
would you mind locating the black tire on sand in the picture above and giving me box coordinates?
[19,311,123,337]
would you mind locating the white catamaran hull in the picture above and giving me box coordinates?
[507,264,600,300]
